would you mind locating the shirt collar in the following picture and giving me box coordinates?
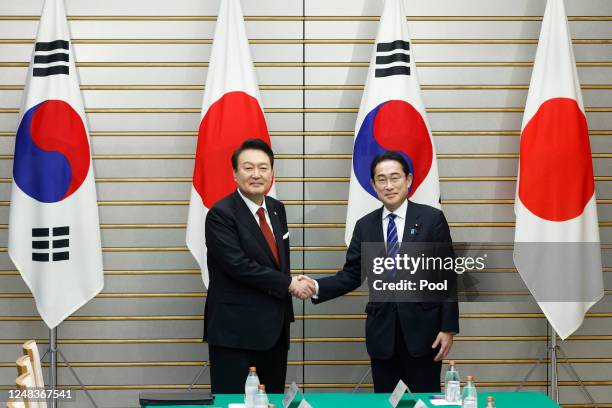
[382,199,408,221]
[237,188,268,216]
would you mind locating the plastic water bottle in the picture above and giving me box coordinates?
[485,396,496,407]
[444,360,461,402]
[244,367,260,408]
[254,384,269,408]
[461,375,478,408]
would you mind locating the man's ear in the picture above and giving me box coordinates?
[233,170,238,182]
[407,173,414,188]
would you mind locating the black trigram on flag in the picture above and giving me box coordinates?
[33,40,69,77]
[375,40,410,78]
[31,226,70,262]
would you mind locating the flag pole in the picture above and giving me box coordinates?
[550,326,558,402]
[49,328,58,408]
[549,328,597,405]
[46,326,100,407]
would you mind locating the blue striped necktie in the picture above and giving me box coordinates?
[387,213,399,257]
[387,213,399,279]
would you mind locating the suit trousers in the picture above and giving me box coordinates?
[370,315,442,393]
[209,324,289,394]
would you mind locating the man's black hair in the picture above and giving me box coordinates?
[231,138,274,170]
[370,151,411,180]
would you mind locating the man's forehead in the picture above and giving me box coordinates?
[238,149,271,165]
[374,160,405,175]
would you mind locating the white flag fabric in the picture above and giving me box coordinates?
[345,0,440,245]
[186,0,274,287]
[8,0,103,329]
[513,0,603,339]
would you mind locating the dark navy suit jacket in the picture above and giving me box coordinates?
[204,190,294,350]
[313,201,459,359]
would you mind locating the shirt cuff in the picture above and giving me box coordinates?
[312,279,319,299]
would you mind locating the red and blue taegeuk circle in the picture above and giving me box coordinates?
[353,100,433,198]
[13,100,90,203]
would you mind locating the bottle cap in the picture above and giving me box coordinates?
[449,360,455,366]
[466,375,474,381]
[258,384,266,391]
[249,367,257,372]
[487,396,494,401]
[269,405,275,408]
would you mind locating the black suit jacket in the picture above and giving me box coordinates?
[314,201,459,359]
[204,190,294,351]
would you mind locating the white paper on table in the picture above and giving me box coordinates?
[228,404,246,408]
[429,397,462,406]
[414,400,428,408]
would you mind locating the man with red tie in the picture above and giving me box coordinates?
[204,138,315,393]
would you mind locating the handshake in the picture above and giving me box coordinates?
[289,275,317,300]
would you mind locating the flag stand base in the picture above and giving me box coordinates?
[352,367,371,392]
[40,328,100,408]
[187,362,209,391]
[515,325,595,405]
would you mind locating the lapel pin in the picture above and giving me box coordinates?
[410,223,420,235]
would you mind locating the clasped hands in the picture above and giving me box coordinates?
[289,275,316,299]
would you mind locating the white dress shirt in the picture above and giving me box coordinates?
[237,188,275,238]
[312,199,409,298]
[382,198,408,246]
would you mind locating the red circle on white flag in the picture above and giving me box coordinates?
[193,91,270,208]
[518,97,594,221]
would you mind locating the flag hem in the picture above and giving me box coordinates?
[9,250,104,329]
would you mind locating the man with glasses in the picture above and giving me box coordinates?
[296,151,459,393]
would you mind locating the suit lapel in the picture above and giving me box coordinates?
[370,207,387,259]
[373,207,385,243]
[267,197,285,270]
[402,200,421,243]
[232,191,278,266]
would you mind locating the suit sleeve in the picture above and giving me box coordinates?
[434,210,460,334]
[205,206,292,298]
[313,220,364,303]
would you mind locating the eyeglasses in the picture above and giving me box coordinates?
[374,175,405,187]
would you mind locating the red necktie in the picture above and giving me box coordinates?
[256,207,280,265]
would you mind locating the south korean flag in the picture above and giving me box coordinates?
[8,0,104,329]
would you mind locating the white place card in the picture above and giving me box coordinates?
[297,398,312,408]
[414,399,429,408]
[388,379,408,408]
[283,381,300,408]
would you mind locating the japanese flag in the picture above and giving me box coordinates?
[513,0,604,340]
[186,0,274,287]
